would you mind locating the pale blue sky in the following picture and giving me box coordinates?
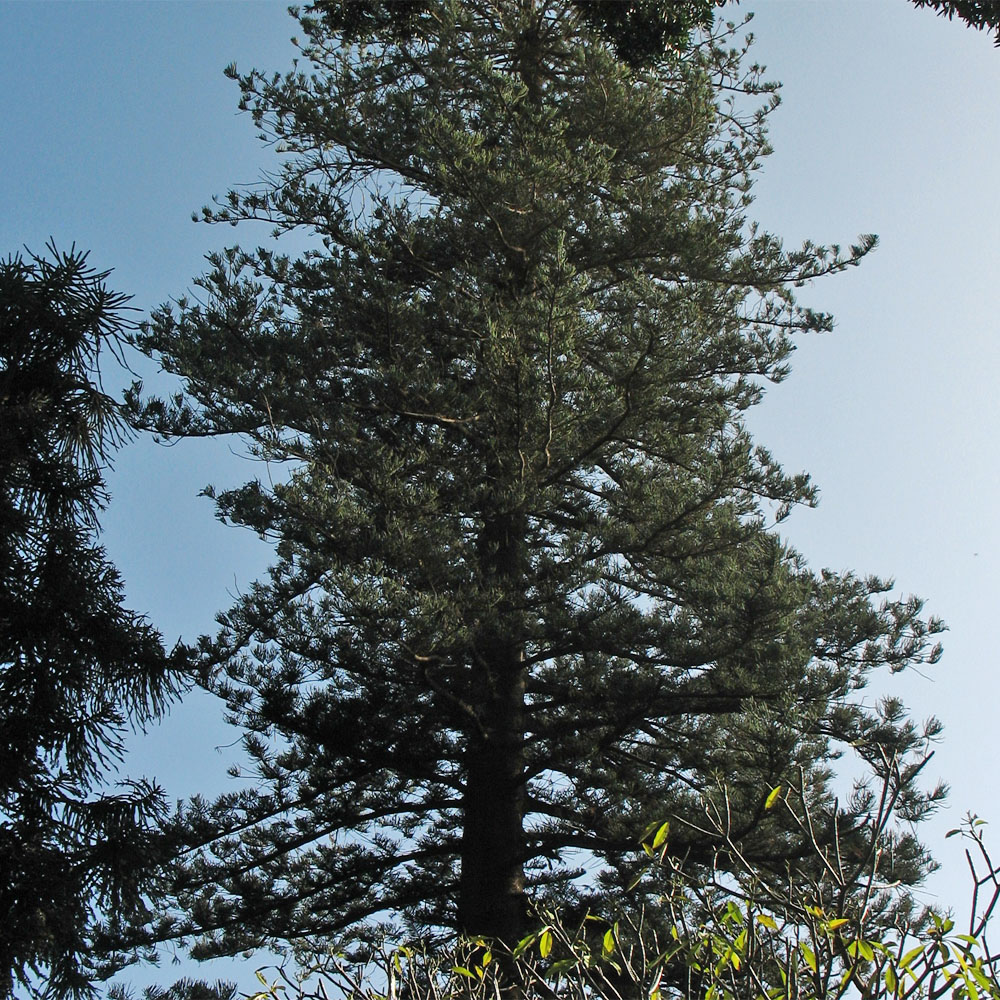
[2,0,999,992]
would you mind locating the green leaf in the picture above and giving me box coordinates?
[652,944,682,967]
[513,932,538,958]
[639,819,664,841]
[970,964,993,991]
[847,939,875,962]
[539,929,553,958]
[965,972,982,1000]
[603,927,616,956]
[799,943,817,973]
[885,965,898,994]
[652,820,670,849]
[765,785,782,810]
[452,967,475,980]
[756,914,778,930]
[545,958,577,978]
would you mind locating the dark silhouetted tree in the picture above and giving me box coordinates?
[0,245,182,999]
[314,0,1000,61]
[911,1,1000,44]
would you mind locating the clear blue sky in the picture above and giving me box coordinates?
[2,0,999,992]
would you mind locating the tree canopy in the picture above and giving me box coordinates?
[312,0,728,66]
[130,0,944,963]
[912,1,1000,44]
[314,0,1000,60]
[0,245,181,1000]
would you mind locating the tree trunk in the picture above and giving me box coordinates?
[458,510,528,946]
[458,2,539,946]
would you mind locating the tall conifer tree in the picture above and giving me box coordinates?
[0,245,180,999]
[133,1,943,956]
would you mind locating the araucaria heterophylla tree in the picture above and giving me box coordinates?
[0,245,181,999]
[130,0,945,960]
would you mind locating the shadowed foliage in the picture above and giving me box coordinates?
[0,245,182,999]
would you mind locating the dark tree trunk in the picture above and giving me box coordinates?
[458,4,540,946]
[458,510,528,945]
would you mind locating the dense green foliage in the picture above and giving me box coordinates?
[0,246,180,1000]
[131,0,944,962]
[313,0,728,66]
[912,1,1000,44]
[315,0,1000,60]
